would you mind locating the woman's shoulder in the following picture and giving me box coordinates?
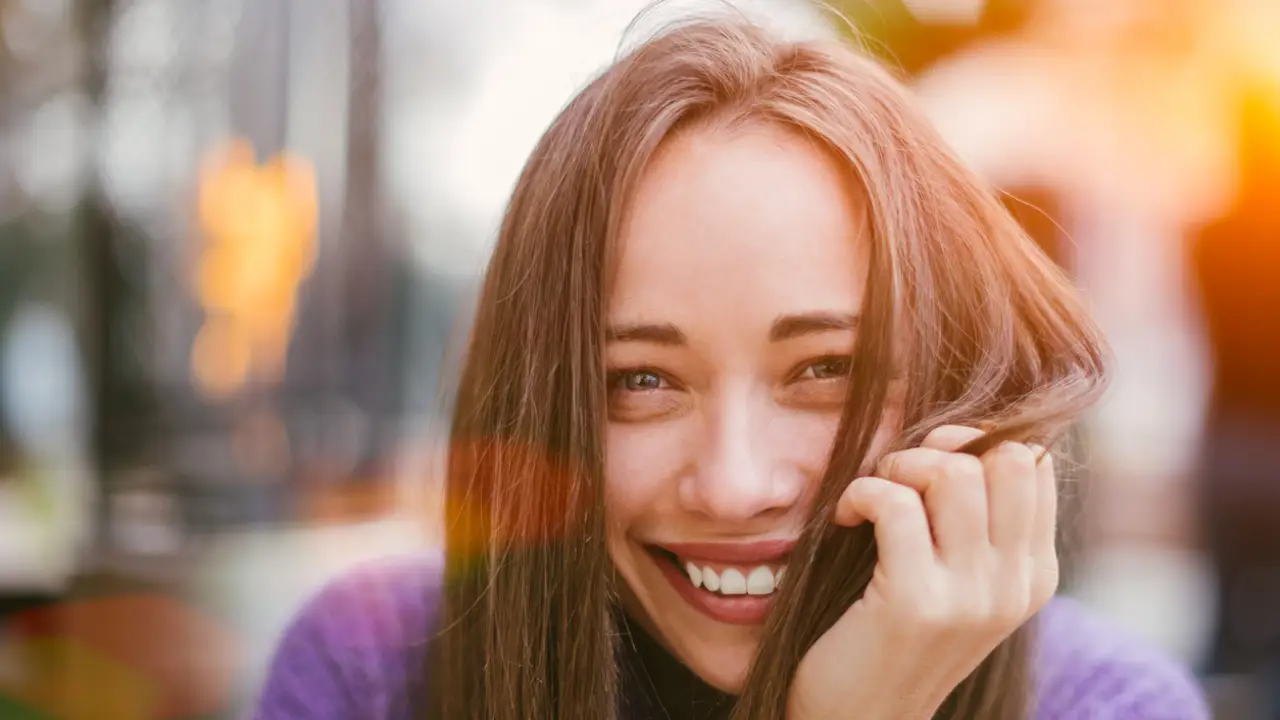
[252,560,1212,719]
[1034,596,1211,719]
[254,551,444,719]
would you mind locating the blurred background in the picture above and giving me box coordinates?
[0,0,1277,716]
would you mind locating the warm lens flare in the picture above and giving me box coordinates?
[444,439,593,554]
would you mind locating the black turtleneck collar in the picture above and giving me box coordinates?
[615,610,736,720]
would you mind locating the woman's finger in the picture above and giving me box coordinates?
[876,447,988,558]
[836,476,935,570]
[920,424,985,453]
[1030,445,1061,604]
[982,441,1039,552]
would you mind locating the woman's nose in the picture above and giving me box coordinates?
[678,392,804,522]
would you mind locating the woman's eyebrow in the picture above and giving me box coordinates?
[769,312,860,342]
[606,322,687,346]
[605,313,859,345]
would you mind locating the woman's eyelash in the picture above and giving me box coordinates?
[796,355,853,380]
[608,357,853,390]
[607,368,668,392]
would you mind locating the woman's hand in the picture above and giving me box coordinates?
[787,425,1058,720]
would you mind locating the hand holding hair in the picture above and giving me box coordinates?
[788,425,1056,720]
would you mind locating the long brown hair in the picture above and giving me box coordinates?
[424,16,1109,720]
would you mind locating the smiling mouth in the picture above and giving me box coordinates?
[648,546,787,596]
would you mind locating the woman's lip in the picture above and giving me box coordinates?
[652,552,775,625]
[652,538,797,563]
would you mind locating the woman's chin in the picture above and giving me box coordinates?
[693,663,749,695]
[613,541,766,694]
[669,633,758,694]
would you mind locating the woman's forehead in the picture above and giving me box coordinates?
[610,123,870,326]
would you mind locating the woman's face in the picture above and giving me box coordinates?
[605,122,873,692]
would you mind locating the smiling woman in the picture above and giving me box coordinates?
[254,12,1209,720]
[603,124,876,690]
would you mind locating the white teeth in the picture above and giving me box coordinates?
[719,568,747,595]
[746,566,774,595]
[678,558,787,597]
[702,567,720,592]
[685,562,703,589]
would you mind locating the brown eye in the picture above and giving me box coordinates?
[799,356,852,380]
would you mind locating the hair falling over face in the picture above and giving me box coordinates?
[422,14,1110,720]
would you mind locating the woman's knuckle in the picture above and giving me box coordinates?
[996,441,1037,473]
[948,453,985,481]
[876,451,901,478]
[883,487,920,516]
[917,460,944,488]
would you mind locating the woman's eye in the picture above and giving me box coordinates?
[613,370,666,392]
[800,356,852,380]
[606,367,686,422]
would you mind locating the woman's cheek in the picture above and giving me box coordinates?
[778,411,843,480]
[603,420,689,522]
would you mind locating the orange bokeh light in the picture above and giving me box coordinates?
[191,139,318,398]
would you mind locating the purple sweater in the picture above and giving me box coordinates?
[255,553,1210,719]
